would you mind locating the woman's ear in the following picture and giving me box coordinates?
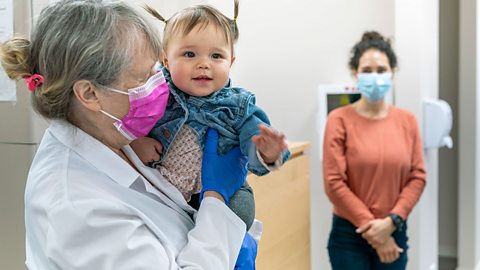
[351,69,358,80]
[230,56,236,66]
[72,80,101,112]
[391,68,397,79]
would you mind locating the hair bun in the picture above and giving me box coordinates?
[0,37,32,80]
[349,30,397,71]
[361,31,388,43]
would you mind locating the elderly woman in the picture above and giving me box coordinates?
[0,0,257,269]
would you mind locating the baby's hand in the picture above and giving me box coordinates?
[130,137,163,165]
[251,124,288,164]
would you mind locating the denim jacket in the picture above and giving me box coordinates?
[148,67,290,176]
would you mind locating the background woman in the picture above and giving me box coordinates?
[322,31,426,270]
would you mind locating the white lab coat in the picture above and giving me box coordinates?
[25,120,247,270]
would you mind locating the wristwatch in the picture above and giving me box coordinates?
[388,213,405,232]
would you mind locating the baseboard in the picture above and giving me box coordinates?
[439,244,457,258]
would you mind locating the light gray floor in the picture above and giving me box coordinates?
[439,257,457,270]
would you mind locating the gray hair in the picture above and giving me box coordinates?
[0,0,162,120]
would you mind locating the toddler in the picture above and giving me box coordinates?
[131,0,290,229]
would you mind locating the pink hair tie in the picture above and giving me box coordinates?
[23,74,44,92]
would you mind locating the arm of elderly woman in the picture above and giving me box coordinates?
[45,196,245,269]
[41,128,249,269]
[201,128,258,270]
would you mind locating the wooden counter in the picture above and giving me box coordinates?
[248,142,311,270]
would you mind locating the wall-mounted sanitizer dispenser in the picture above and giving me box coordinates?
[423,99,453,149]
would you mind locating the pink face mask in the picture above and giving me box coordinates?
[100,71,169,141]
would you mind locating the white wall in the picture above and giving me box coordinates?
[203,0,394,269]
[394,1,439,269]
[132,0,188,18]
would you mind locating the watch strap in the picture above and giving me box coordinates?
[388,213,405,232]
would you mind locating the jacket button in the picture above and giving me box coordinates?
[163,129,171,138]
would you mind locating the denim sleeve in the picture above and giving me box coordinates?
[235,94,290,176]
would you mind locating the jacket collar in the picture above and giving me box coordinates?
[49,120,140,188]
[49,120,196,215]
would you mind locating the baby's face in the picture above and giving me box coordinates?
[163,24,234,97]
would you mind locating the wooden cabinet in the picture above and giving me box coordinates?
[248,142,311,270]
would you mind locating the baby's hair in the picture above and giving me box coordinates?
[144,5,168,24]
[145,0,239,55]
[349,31,398,71]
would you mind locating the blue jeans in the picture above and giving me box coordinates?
[327,215,409,270]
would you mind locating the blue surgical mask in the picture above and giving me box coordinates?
[357,73,393,103]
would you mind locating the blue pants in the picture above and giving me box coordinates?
[327,215,409,270]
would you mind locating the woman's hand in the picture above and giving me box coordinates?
[375,236,404,264]
[356,217,396,248]
[201,129,248,204]
[130,137,163,165]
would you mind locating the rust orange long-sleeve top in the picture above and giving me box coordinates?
[322,105,426,228]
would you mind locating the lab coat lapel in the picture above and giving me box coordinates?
[122,145,197,217]
[49,121,139,188]
[130,178,194,226]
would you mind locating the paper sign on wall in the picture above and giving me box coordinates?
[0,0,16,102]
